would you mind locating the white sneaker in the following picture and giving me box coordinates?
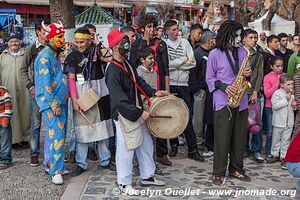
[119,185,139,196]
[140,177,165,186]
[52,174,63,185]
[202,151,214,158]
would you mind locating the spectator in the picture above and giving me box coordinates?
[0,85,13,170]
[275,33,293,73]
[263,56,283,162]
[0,33,30,146]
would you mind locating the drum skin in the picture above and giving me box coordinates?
[146,95,189,139]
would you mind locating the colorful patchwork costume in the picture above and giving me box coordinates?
[34,22,69,177]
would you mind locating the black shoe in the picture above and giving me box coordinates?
[30,156,39,167]
[71,166,86,177]
[101,162,116,171]
[188,149,204,162]
[68,152,76,163]
[169,145,178,157]
[22,141,30,149]
[87,148,98,161]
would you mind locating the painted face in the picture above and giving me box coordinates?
[118,36,130,58]
[281,80,294,93]
[233,29,242,47]
[75,37,90,53]
[7,38,20,52]
[52,32,65,49]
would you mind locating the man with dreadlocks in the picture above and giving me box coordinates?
[206,20,252,185]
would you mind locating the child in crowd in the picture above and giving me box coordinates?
[0,85,13,170]
[263,56,283,161]
[136,47,159,164]
[270,74,296,169]
[285,130,300,190]
[137,47,157,90]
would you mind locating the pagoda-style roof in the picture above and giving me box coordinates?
[75,3,121,25]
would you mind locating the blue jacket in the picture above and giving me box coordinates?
[34,45,69,112]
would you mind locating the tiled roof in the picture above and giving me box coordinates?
[75,3,121,25]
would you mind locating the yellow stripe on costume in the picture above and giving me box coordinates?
[74,33,91,39]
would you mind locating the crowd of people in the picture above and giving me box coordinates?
[0,13,300,194]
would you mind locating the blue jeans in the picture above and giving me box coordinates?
[0,125,12,164]
[287,162,300,177]
[265,107,273,156]
[68,100,76,153]
[76,138,111,170]
[29,95,42,156]
[251,98,263,154]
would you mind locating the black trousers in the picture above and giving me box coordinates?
[156,138,168,156]
[169,86,197,152]
[205,124,214,151]
[213,106,248,176]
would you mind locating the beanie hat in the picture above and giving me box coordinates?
[107,29,127,49]
[42,21,65,40]
[6,32,22,42]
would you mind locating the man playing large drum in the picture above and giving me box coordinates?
[105,30,167,194]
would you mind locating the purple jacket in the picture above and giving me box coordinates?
[206,47,249,111]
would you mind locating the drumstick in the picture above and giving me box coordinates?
[150,115,172,118]
[80,110,94,128]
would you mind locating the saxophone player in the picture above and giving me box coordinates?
[206,20,252,185]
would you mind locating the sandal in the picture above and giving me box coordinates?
[229,171,251,182]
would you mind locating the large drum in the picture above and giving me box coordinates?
[145,95,189,139]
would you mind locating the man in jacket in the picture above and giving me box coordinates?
[189,30,215,156]
[106,30,167,194]
[164,19,204,162]
[129,14,171,166]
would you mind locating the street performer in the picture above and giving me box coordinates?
[206,20,252,185]
[63,27,114,176]
[105,30,167,194]
[34,21,69,185]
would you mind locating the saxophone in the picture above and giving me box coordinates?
[228,47,251,108]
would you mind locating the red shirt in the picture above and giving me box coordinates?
[285,131,300,162]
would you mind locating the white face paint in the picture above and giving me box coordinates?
[233,29,242,47]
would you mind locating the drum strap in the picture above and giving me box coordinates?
[111,60,152,106]
[150,39,160,90]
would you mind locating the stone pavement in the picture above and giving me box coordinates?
[73,146,299,200]
[1,138,299,200]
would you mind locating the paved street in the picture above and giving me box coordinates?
[1,135,299,200]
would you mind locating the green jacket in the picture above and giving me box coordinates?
[248,50,263,94]
[288,51,300,77]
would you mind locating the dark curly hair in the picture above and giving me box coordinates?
[215,20,243,51]
[139,14,158,30]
